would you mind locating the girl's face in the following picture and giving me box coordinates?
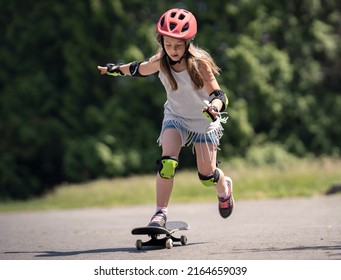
[163,36,186,62]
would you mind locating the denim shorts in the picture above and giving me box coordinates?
[163,119,219,144]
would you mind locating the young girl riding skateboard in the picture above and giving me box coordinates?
[98,8,234,227]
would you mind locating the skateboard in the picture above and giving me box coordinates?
[131,221,189,250]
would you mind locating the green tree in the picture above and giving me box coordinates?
[1,0,340,200]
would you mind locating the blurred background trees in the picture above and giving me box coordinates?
[1,0,340,199]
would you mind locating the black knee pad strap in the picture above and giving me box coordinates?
[198,169,220,187]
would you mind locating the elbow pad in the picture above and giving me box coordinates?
[129,61,148,77]
[209,90,228,111]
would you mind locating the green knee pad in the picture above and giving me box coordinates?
[198,169,220,187]
[158,156,178,179]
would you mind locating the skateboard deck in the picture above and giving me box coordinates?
[131,221,189,250]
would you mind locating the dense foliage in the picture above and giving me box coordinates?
[1,0,340,199]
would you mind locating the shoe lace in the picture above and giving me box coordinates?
[151,212,166,224]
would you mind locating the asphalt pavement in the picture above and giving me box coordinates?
[0,195,340,260]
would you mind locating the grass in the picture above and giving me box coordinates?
[0,157,340,213]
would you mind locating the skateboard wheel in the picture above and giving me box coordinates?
[165,238,173,249]
[180,235,187,245]
[136,239,143,250]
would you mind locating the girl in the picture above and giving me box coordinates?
[98,8,234,227]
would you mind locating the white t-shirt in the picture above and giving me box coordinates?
[157,68,226,149]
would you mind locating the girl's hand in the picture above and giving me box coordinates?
[97,66,108,75]
[203,105,219,122]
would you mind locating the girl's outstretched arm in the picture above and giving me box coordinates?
[97,55,160,77]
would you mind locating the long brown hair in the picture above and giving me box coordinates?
[155,34,220,91]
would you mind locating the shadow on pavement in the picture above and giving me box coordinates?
[232,244,341,258]
[3,241,210,258]
[4,247,136,258]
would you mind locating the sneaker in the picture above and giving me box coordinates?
[148,210,167,227]
[218,176,234,218]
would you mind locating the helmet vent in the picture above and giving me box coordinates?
[160,16,165,27]
[178,14,185,20]
[182,23,189,32]
[170,23,177,30]
[170,12,176,18]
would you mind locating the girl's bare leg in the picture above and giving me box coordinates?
[194,143,228,197]
[148,128,183,228]
[194,143,234,219]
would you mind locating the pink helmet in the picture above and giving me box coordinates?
[156,8,197,40]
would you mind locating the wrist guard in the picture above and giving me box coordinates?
[105,63,125,76]
[203,105,219,122]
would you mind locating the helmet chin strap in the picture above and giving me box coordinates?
[166,54,185,65]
